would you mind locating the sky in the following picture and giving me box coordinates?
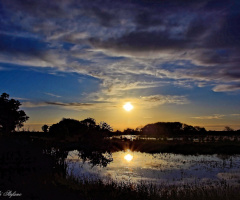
[0,0,240,131]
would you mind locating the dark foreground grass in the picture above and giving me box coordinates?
[1,135,240,199]
[2,172,240,200]
[51,174,240,200]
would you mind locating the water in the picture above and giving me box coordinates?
[67,150,240,186]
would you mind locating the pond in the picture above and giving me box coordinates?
[67,150,240,186]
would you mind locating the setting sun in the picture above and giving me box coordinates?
[123,102,134,112]
[124,154,133,162]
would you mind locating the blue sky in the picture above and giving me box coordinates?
[0,0,240,131]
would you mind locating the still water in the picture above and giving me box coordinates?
[67,150,240,186]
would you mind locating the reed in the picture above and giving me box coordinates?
[52,173,240,200]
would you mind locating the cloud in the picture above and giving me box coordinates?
[213,84,240,92]
[21,101,98,110]
[45,102,94,107]
[192,113,240,120]
[89,30,190,53]
[192,114,225,120]
[13,97,29,101]
[45,93,61,98]
[1,0,240,97]
[21,92,189,111]
[231,114,240,117]
[141,95,189,105]
[21,102,49,108]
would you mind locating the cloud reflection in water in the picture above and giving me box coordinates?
[67,150,240,186]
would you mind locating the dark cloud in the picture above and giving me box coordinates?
[0,34,48,56]
[134,12,163,28]
[90,30,190,52]
[45,102,94,107]
[204,13,240,48]
[1,0,240,92]
[193,50,230,65]
[3,0,66,18]
[185,18,209,39]
[86,6,119,27]
[223,70,240,79]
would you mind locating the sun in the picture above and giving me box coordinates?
[124,154,133,162]
[123,102,133,112]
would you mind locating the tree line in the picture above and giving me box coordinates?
[114,122,207,137]
[43,118,112,140]
[1,93,239,138]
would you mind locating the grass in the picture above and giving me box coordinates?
[2,134,240,199]
[110,139,240,154]
[51,174,240,200]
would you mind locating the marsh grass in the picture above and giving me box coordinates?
[52,173,240,200]
[111,139,240,154]
[1,135,240,199]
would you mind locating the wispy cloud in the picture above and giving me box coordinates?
[21,101,97,110]
[213,84,240,92]
[21,93,189,111]
[192,113,240,120]
[12,97,29,101]
[21,102,49,108]
[45,93,61,98]
[45,102,94,107]
[230,114,240,117]
[192,114,225,120]
[141,95,189,105]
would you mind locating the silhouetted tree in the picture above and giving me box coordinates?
[0,93,29,134]
[80,118,97,129]
[183,124,196,133]
[114,130,122,135]
[49,117,111,141]
[135,126,143,133]
[223,126,234,131]
[49,123,69,138]
[123,128,136,135]
[58,118,83,136]
[42,125,49,133]
[99,122,113,132]
[141,122,206,136]
[194,126,207,133]
[141,122,184,136]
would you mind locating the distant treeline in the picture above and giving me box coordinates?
[38,118,113,141]
[115,122,240,137]
[36,119,240,139]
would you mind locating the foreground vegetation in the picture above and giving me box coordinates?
[39,174,240,200]
[1,133,240,199]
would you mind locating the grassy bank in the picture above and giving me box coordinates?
[12,131,240,155]
[50,174,240,200]
[1,135,240,199]
[2,172,240,200]
[110,139,240,154]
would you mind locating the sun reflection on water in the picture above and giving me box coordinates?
[67,151,240,187]
[124,154,133,162]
